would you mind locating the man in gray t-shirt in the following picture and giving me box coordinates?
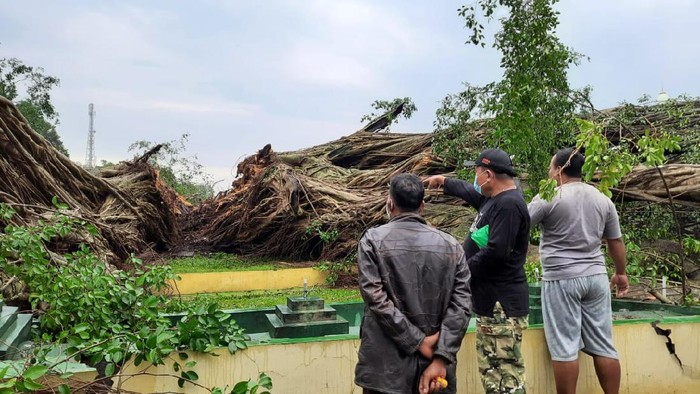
[528,148,628,394]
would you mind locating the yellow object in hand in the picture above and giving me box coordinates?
[434,377,448,389]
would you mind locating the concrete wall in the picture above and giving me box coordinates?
[118,319,700,393]
[171,267,327,294]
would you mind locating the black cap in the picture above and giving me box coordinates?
[464,148,517,176]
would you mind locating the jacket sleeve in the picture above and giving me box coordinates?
[444,177,485,209]
[357,232,426,356]
[434,247,472,364]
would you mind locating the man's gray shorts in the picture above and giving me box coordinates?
[542,274,618,362]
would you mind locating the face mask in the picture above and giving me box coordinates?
[473,174,482,195]
[473,171,489,195]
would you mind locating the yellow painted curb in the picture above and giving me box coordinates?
[170,268,327,295]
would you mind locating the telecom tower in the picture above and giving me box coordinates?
[85,103,96,169]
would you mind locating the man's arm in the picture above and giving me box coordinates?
[433,248,472,364]
[603,201,628,297]
[443,177,485,209]
[424,175,484,208]
[527,194,550,227]
[357,233,426,355]
[607,238,629,297]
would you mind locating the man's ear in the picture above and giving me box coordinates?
[418,201,425,214]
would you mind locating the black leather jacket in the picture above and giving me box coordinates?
[354,213,472,394]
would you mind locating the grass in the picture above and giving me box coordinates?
[167,252,361,309]
[174,287,362,310]
[169,252,289,273]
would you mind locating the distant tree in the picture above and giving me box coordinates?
[98,159,117,168]
[0,54,68,155]
[15,100,69,155]
[129,134,216,203]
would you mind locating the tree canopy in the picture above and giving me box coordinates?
[434,0,586,188]
[0,54,68,155]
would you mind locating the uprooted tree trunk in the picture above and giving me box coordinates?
[0,96,184,267]
[178,135,475,261]
[613,164,700,209]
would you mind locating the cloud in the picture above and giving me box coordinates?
[271,0,436,91]
[556,0,700,107]
[147,99,261,116]
[298,0,420,53]
[282,45,380,90]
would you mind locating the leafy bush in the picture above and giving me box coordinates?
[0,202,269,393]
[315,253,355,287]
[304,220,339,244]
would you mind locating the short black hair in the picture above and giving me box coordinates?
[389,173,424,212]
[553,148,585,178]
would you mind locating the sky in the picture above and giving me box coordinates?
[1,0,699,190]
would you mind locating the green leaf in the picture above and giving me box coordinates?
[0,365,9,379]
[21,377,44,391]
[0,380,15,389]
[232,381,249,394]
[105,362,115,377]
[258,373,273,389]
[112,350,124,363]
[184,370,199,381]
[145,296,159,309]
[23,365,48,380]
[59,384,71,394]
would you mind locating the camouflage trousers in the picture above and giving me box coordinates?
[476,302,528,394]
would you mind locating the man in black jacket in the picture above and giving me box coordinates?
[424,148,530,394]
[355,173,472,394]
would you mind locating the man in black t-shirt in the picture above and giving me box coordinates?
[424,148,530,394]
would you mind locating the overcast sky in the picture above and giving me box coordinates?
[2,0,699,190]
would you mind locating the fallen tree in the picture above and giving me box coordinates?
[178,136,475,261]
[0,96,184,267]
[178,100,700,261]
[1,94,698,265]
[614,164,700,209]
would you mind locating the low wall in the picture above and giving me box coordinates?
[119,317,700,393]
[170,267,327,294]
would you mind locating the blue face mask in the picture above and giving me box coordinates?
[474,171,490,195]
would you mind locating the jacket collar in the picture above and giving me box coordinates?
[388,212,427,224]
